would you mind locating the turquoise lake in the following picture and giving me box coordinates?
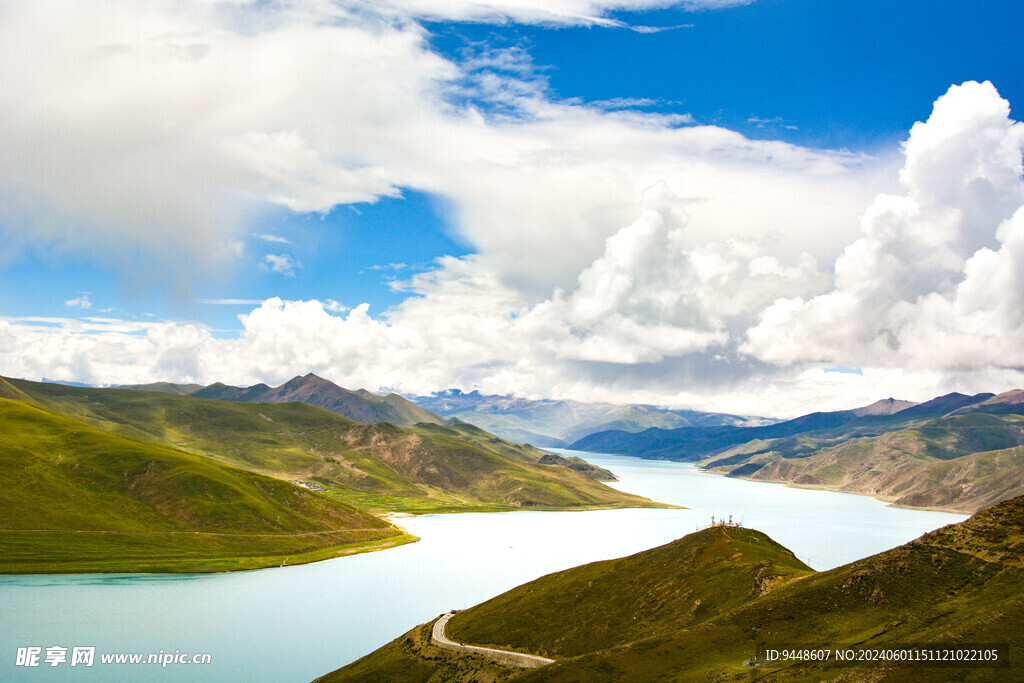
[0,451,967,682]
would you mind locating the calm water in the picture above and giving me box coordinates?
[0,451,966,682]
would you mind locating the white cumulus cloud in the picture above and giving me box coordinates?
[742,81,1024,385]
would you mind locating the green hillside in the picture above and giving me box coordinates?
[120,381,205,395]
[316,620,514,683]
[705,409,1024,512]
[0,398,410,574]
[523,497,1024,681]
[321,495,1024,681]
[0,377,37,402]
[445,526,812,658]
[4,377,662,515]
[320,525,813,681]
[317,421,660,514]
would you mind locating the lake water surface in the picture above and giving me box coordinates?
[0,451,967,682]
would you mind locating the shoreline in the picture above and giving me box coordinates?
[0,530,419,577]
[2,499,682,577]
[692,465,974,515]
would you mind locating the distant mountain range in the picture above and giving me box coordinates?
[412,389,774,447]
[571,390,1024,512]
[125,373,447,427]
[568,394,970,458]
[324,493,1024,681]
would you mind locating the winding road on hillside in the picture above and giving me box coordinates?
[431,612,555,669]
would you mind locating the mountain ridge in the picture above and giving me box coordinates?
[570,391,992,459]
[704,393,1024,512]
[179,373,448,427]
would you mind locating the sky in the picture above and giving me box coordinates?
[1,0,1023,418]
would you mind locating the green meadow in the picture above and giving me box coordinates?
[0,397,408,573]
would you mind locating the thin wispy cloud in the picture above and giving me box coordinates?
[64,294,92,310]
[252,233,290,244]
[749,115,799,131]
[264,254,302,277]
[364,263,410,272]
[628,23,694,33]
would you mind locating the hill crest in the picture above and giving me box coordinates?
[138,374,448,427]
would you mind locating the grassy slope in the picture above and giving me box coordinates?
[526,496,1024,682]
[321,422,663,514]
[535,453,616,480]
[0,398,409,573]
[321,495,1024,682]
[5,377,662,514]
[319,526,813,681]
[120,381,205,395]
[445,526,812,658]
[408,421,617,479]
[407,420,556,464]
[316,620,516,683]
[706,412,1024,512]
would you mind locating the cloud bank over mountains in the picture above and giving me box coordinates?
[1,1,1022,417]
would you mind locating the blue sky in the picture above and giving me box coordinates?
[1,0,1022,416]
[203,191,469,333]
[431,0,1023,149]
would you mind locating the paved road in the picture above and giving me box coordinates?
[431,612,555,669]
